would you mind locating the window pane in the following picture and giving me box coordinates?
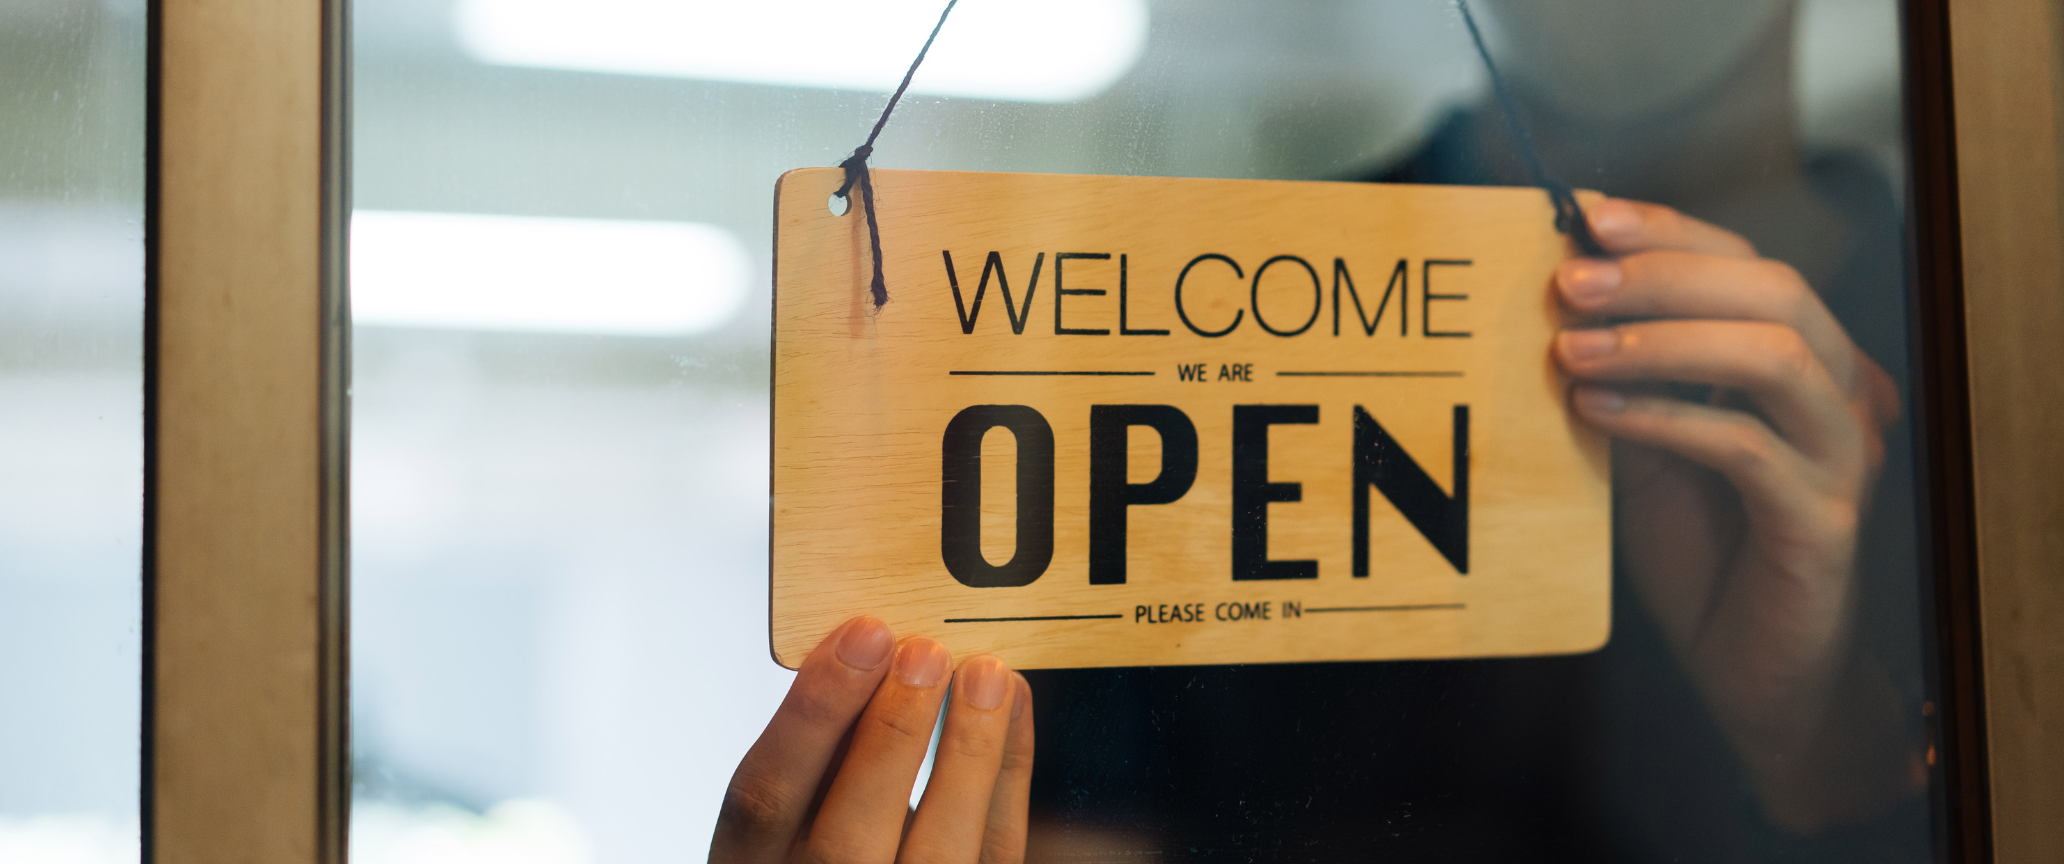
[349,1,1942,861]
[0,0,146,860]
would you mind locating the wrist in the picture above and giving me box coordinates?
[1728,652,1927,834]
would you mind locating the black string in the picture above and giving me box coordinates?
[835,0,960,308]
[837,0,1596,310]
[1454,0,1607,257]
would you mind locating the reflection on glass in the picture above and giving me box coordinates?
[452,0,1150,102]
[349,1,1934,861]
[351,211,750,335]
[0,0,146,860]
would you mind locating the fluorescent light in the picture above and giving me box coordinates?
[350,211,750,336]
[452,0,1149,104]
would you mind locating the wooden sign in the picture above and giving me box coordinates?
[769,168,1609,670]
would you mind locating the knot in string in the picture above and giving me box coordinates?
[835,144,886,307]
[833,0,960,309]
[1543,179,1594,248]
[1455,0,1607,257]
[834,145,873,201]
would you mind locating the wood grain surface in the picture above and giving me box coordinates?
[770,168,1608,669]
[152,0,342,861]
[1948,0,2064,858]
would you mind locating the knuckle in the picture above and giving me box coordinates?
[1000,734,1036,772]
[1818,498,1862,539]
[781,684,863,734]
[1718,422,1779,473]
[942,725,1005,762]
[719,775,798,835]
[1639,201,1681,234]
[980,835,1028,864]
[1712,218,1759,256]
[863,702,942,744]
[802,833,881,864]
[1784,498,1862,569]
[897,840,946,864]
[1757,327,1816,380]
[1624,250,1684,286]
[1755,258,1806,291]
[1753,259,1812,309]
[1856,413,1889,471]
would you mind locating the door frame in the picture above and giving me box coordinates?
[1919,1,2064,860]
[139,0,2058,860]
[145,0,348,860]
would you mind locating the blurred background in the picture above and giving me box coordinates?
[0,0,145,860]
[0,0,1901,861]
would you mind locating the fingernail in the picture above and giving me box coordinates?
[1590,199,1639,240]
[893,639,950,689]
[1558,259,1622,307]
[958,655,1010,711]
[835,617,893,671]
[1558,329,1620,362]
[1573,386,1628,414]
[1012,673,1031,720]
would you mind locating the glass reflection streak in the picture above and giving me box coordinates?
[452,0,1149,103]
[350,211,750,335]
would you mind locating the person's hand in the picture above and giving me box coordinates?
[1554,198,1907,831]
[711,617,1034,864]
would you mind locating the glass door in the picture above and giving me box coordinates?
[333,0,2035,861]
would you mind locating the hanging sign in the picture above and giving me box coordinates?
[769,168,1610,670]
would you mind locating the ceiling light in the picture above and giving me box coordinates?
[350,210,750,336]
[451,0,1150,104]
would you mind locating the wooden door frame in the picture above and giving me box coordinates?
[1926,1,2064,861]
[138,0,2057,860]
[145,0,348,861]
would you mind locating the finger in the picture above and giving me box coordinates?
[1555,252,1858,388]
[1556,321,1862,462]
[898,656,1019,864]
[1570,386,1829,531]
[1586,197,1759,259]
[714,617,896,864]
[979,674,1036,864]
[801,638,954,864]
